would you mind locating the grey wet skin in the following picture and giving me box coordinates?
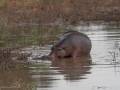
[48,31,92,60]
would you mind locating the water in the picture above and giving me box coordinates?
[76,23,120,64]
[0,23,120,90]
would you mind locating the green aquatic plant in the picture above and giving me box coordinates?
[91,62,97,65]
[0,40,5,46]
[35,66,50,70]
[24,2,29,9]
[27,84,37,90]
[107,25,118,30]
[13,79,37,90]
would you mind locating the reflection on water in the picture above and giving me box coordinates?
[0,22,120,90]
[28,56,92,89]
[0,50,92,89]
[51,56,92,81]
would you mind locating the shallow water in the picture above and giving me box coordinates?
[0,23,120,90]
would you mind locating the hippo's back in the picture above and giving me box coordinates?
[60,31,92,55]
[60,31,91,45]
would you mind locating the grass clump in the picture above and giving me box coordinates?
[36,66,50,70]
[0,0,6,8]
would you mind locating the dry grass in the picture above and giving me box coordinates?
[0,0,120,26]
[0,47,29,69]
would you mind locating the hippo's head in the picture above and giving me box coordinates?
[48,46,67,59]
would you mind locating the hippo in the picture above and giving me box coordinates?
[47,31,92,60]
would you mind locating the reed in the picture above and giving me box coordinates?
[108,42,120,63]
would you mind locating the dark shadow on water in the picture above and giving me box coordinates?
[51,55,92,81]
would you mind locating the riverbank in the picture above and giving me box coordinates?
[0,0,120,26]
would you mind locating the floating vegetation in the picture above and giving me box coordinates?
[35,66,50,70]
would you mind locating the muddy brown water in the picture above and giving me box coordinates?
[0,23,120,90]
